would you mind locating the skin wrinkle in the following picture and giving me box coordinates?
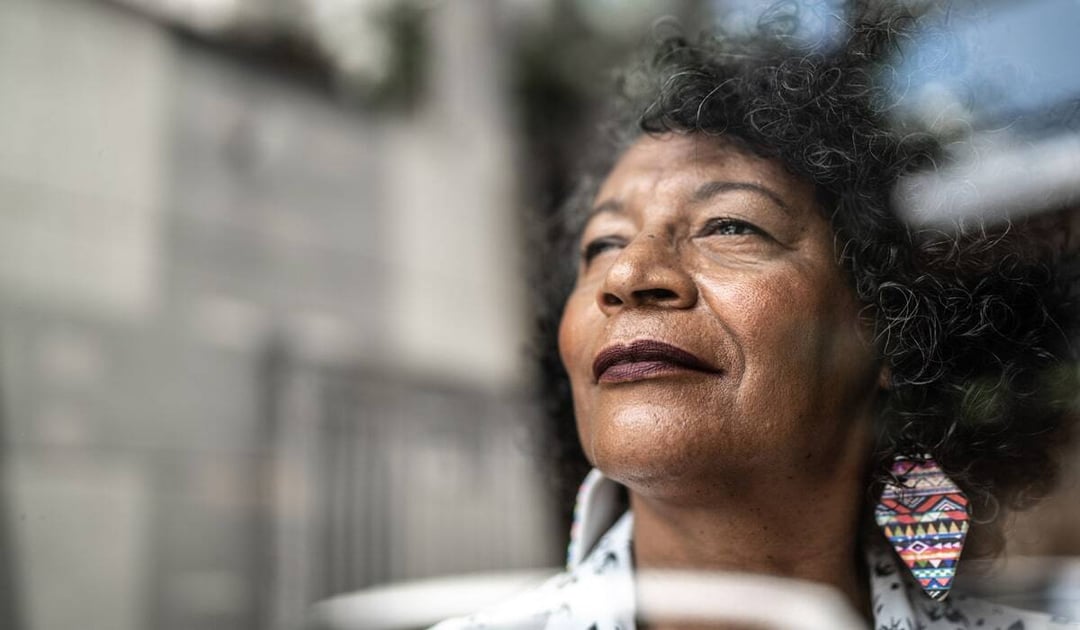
[558,133,882,621]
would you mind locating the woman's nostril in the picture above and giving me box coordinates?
[635,288,679,303]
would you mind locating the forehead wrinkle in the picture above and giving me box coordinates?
[586,162,673,226]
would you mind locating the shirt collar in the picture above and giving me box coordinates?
[567,468,624,570]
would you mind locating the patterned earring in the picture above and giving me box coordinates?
[874,455,970,601]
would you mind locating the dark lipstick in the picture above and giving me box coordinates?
[592,340,720,384]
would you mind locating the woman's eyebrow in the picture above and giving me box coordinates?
[691,180,793,215]
[586,198,624,221]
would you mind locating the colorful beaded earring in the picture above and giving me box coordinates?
[874,456,970,601]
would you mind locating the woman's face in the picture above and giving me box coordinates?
[558,133,882,498]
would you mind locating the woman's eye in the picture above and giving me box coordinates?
[582,237,625,264]
[699,218,764,237]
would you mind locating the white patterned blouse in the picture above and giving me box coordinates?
[432,469,1078,630]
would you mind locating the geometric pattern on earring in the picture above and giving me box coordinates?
[874,455,970,601]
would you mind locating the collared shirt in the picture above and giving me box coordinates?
[433,469,1079,629]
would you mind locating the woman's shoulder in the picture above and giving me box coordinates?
[867,544,1079,629]
[893,593,1079,630]
[431,511,636,630]
[428,571,581,630]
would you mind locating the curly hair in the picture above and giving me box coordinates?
[533,0,1080,553]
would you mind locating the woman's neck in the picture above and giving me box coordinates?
[628,474,871,628]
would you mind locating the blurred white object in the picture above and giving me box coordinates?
[894,132,1080,228]
[310,567,868,630]
[635,570,867,630]
[1050,560,1080,622]
[309,569,557,630]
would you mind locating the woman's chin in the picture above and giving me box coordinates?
[589,440,739,501]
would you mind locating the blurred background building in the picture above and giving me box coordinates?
[0,1,705,628]
[1,1,1078,629]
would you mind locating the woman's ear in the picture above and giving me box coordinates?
[877,364,892,390]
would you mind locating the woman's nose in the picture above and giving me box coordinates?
[597,233,698,314]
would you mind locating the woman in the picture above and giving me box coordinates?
[437,3,1079,628]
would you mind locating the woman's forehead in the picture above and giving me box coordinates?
[590,133,818,219]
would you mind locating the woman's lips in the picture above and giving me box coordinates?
[592,340,721,384]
